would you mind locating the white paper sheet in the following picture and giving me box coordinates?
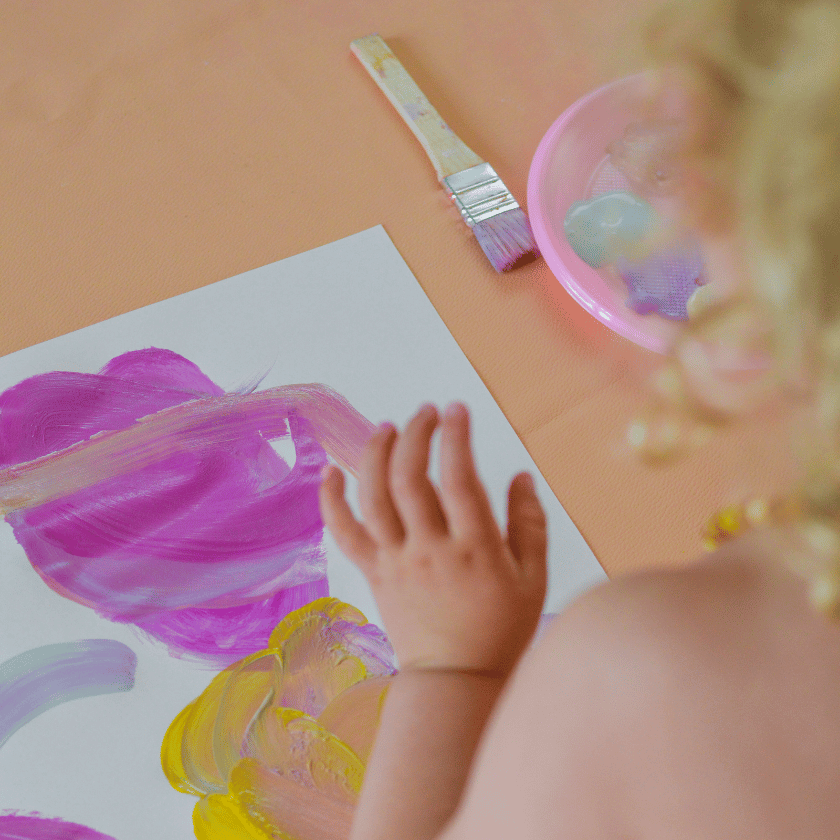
[0,226,605,840]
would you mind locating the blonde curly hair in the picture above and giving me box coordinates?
[637,0,840,616]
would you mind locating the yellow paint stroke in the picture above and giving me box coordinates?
[244,708,364,797]
[193,793,277,840]
[232,750,358,840]
[268,599,373,715]
[211,651,280,784]
[162,649,279,795]
[162,598,396,840]
[161,702,203,796]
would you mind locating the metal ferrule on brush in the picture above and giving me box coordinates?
[442,162,520,227]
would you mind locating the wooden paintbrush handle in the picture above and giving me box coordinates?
[350,34,484,181]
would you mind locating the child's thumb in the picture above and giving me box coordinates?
[507,473,548,580]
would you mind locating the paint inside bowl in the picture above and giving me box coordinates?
[528,73,776,405]
[528,72,708,352]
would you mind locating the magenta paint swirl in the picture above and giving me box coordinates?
[133,578,328,663]
[0,349,374,665]
[0,812,117,840]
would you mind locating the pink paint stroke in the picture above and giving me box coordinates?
[0,349,374,665]
[0,812,117,840]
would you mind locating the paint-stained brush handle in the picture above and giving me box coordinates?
[350,34,484,181]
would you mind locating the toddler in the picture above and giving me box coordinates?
[320,1,840,837]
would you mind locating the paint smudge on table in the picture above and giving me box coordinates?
[0,349,375,665]
[0,640,137,749]
[162,598,396,840]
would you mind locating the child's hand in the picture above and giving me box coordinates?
[319,402,547,678]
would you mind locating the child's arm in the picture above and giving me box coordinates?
[319,402,548,840]
[346,667,508,840]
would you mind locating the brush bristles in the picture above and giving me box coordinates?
[472,208,540,272]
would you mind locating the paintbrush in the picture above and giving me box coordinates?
[350,34,539,272]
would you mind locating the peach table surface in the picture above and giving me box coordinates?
[0,0,795,579]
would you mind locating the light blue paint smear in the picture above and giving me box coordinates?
[564,191,658,268]
[564,190,704,320]
[0,640,137,749]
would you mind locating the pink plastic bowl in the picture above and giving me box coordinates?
[528,72,680,353]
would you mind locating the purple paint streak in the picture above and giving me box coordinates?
[0,812,117,840]
[0,349,375,665]
[0,640,136,749]
[615,239,705,321]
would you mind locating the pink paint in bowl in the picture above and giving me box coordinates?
[528,72,691,353]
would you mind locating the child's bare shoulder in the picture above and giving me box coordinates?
[544,540,840,728]
[533,542,840,838]
[452,543,840,839]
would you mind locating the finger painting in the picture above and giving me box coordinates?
[0,348,374,666]
[161,598,395,840]
[0,227,604,839]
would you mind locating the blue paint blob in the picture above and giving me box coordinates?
[564,190,704,320]
[564,191,657,268]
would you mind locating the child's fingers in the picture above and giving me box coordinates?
[358,424,404,547]
[388,405,448,537]
[319,466,377,569]
[438,403,502,543]
[507,472,548,587]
